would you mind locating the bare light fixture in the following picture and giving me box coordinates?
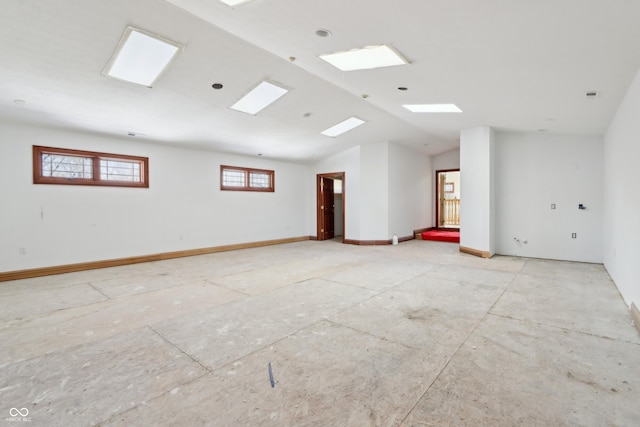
[319,44,408,71]
[103,27,182,87]
[403,104,463,113]
[230,81,289,115]
[321,117,366,137]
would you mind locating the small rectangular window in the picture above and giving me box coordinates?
[33,146,148,188]
[221,165,274,192]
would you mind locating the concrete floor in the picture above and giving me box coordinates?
[1,240,639,426]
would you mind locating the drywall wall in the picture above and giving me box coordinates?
[310,146,361,240]
[432,148,460,171]
[388,143,432,238]
[311,142,430,242]
[460,126,495,255]
[0,122,310,272]
[604,67,640,307]
[359,142,389,240]
[495,132,603,263]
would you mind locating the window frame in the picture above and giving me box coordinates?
[220,165,274,192]
[33,145,149,188]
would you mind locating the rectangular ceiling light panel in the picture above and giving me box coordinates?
[231,81,289,115]
[403,104,463,113]
[104,27,182,87]
[319,45,408,71]
[321,117,366,137]
[219,0,254,6]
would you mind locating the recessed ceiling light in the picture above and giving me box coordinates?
[103,27,182,87]
[397,87,408,91]
[321,117,366,137]
[211,83,224,90]
[315,29,332,38]
[319,44,408,71]
[13,99,26,105]
[230,81,289,115]
[585,91,600,99]
[219,0,253,6]
[403,104,463,113]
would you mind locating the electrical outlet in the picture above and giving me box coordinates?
[571,233,577,239]
[551,203,556,209]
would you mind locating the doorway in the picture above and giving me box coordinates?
[436,169,460,229]
[316,172,345,241]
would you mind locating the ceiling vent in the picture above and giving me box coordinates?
[585,91,600,99]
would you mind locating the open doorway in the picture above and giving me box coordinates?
[436,169,460,229]
[316,172,345,241]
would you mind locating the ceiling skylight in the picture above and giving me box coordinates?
[103,27,182,88]
[403,104,463,113]
[321,117,366,137]
[219,0,253,6]
[231,81,289,115]
[319,45,408,71]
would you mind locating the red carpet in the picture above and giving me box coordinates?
[421,230,460,243]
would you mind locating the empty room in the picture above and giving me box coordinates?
[1,1,639,426]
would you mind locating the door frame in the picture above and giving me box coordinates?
[435,168,460,230]
[316,172,345,242]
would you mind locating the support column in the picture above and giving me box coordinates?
[459,126,495,257]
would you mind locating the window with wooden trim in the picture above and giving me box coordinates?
[33,145,149,188]
[220,165,274,192]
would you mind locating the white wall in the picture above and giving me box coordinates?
[460,126,495,254]
[604,67,640,308]
[359,142,389,240]
[432,148,460,171]
[494,132,603,263]
[0,122,310,272]
[310,142,431,242]
[388,143,432,239]
[310,146,361,240]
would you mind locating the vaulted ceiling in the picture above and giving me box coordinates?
[2,0,640,162]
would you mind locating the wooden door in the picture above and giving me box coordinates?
[319,177,335,240]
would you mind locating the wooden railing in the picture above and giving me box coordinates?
[443,198,460,226]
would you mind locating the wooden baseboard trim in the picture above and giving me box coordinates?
[413,227,434,240]
[459,245,492,258]
[344,239,390,246]
[344,234,413,246]
[0,236,311,282]
[631,303,640,334]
